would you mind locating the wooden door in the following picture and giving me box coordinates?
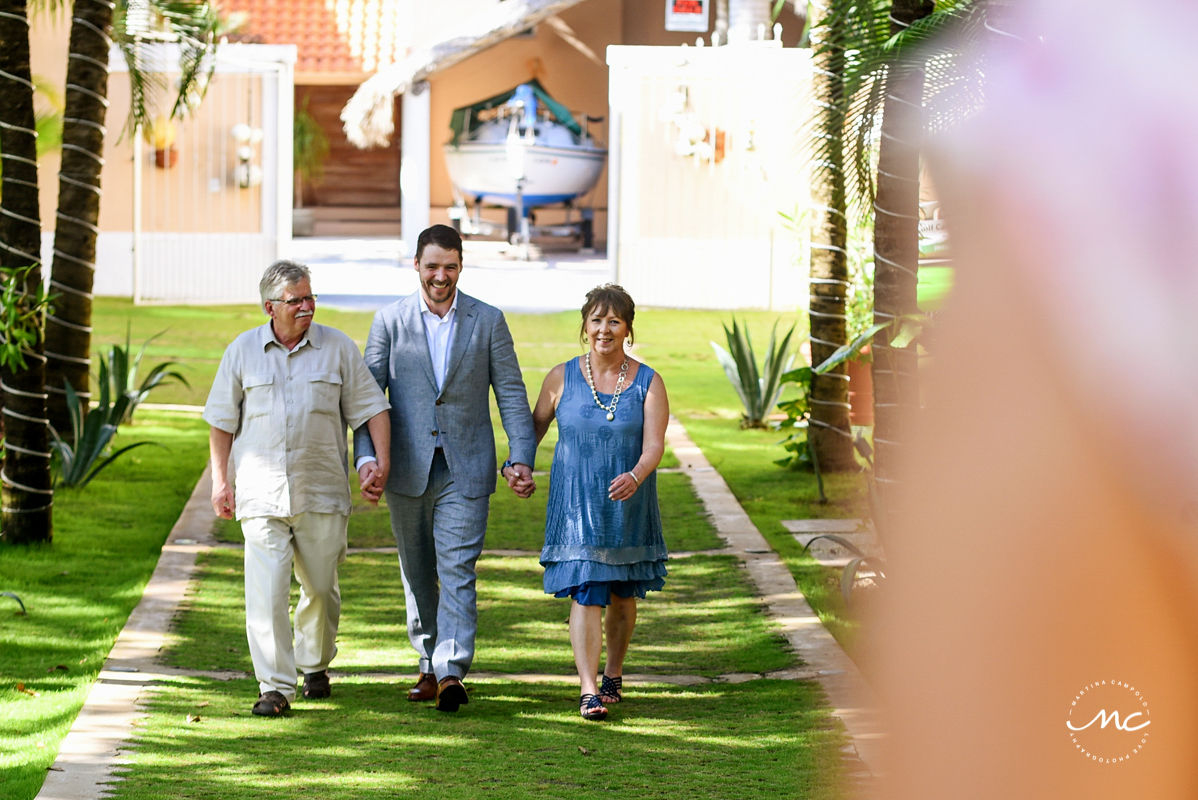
[297,84,400,207]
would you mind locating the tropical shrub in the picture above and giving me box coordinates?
[0,265,53,371]
[294,98,330,207]
[775,322,888,501]
[48,330,183,488]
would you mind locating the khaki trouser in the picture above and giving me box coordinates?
[240,512,347,699]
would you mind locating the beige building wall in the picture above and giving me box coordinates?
[98,74,266,234]
[30,12,70,233]
[30,18,269,235]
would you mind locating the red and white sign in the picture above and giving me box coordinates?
[665,0,709,33]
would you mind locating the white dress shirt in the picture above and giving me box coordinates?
[356,291,458,469]
[420,291,458,449]
[419,291,458,393]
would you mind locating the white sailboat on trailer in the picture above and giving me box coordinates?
[442,82,606,246]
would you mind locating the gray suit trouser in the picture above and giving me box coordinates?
[386,450,490,680]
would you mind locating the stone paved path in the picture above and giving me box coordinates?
[35,417,882,800]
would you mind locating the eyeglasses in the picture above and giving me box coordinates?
[270,294,317,307]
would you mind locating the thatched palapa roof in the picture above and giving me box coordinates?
[340,0,588,149]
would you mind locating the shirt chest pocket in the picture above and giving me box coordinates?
[305,371,343,416]
[242,374,274,419]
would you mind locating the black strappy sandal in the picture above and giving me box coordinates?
[252,690,290,717]
[599,674,623,705]
[302,670,331,699]
[580,693,608,721]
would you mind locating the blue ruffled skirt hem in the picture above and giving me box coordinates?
[543,559,667,606]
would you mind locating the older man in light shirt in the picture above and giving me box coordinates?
[204,260,390,717]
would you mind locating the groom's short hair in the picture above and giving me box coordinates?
[415,224,464,261]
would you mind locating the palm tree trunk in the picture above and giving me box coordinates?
[44,0,116,439]
[0,1,53,544]
[871,0,933,504]
[807,0,856,472]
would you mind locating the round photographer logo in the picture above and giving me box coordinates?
[1065,680,1151,765]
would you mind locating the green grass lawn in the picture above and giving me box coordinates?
[166,551,792,678]
[109,537,838,799]
[0,410,211,800]
[92,299,866,647]
[0,300,868,799]
[107,677,845,800]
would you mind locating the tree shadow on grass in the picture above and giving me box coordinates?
[110,676,848,800]
[164,552,796,678]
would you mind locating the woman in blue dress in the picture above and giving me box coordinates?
[525,284,669,721]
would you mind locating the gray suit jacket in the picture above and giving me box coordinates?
[353,290,535,498]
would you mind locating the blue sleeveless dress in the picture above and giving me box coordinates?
[541,356,668,605]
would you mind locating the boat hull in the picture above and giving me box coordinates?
[443,142,607,208]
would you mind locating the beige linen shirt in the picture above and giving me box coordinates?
[203,322,389,520]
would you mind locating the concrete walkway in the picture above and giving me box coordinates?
[35,418,882,800]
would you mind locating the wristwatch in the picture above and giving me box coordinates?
[500,459,514,475]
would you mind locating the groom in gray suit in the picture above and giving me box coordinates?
[354,224,536,712]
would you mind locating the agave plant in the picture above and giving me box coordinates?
[99,328,190,427]
[49,381,155,489]
[1,591,27,615]
[711,318,797,429]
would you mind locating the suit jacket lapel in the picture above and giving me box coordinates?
[401,293,439,390]
[443,293,477,389]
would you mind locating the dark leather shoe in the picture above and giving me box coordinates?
[407,672,437,702]
[436,676,469,712]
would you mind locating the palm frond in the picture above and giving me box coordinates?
[113,1,220,139]
[805,0,993,212]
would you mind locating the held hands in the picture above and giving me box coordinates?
[504,463,536,498]
[358,460,389,505]
[608,470,641,502]
[211,483,235,519]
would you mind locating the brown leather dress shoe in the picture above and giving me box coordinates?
[436,676,469,712]
[407,672,437,702]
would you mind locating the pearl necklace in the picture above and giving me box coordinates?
[584,352,628,421]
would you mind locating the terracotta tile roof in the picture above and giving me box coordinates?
[222,0,408,77]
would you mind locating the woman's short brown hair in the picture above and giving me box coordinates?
[580,284,636,345]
